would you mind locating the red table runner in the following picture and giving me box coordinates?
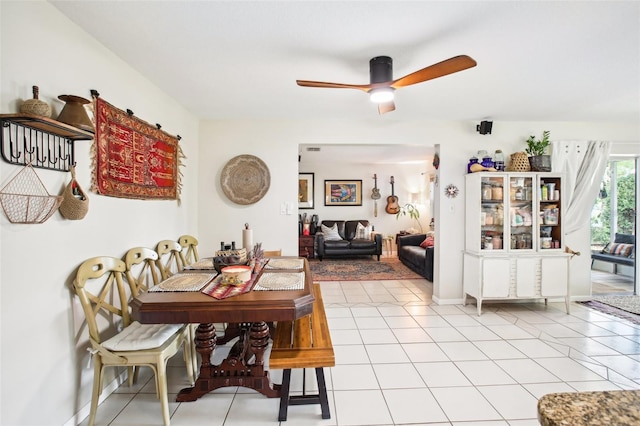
[201,274,256,299]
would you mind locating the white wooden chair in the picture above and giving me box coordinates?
[124,247,197,379]
[73,256,194,426]
[156,240,185,280]
[178,234,199,266]
[124,246,162,294]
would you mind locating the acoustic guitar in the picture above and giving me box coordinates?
[385,176,400,214]
[371,174,381,217]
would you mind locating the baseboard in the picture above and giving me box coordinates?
[63,369,128,426]
[432,296,464,305]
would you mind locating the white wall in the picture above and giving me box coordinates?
[298,160,433,238]
[1,3,199,425]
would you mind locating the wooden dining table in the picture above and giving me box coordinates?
[130,257,315,402]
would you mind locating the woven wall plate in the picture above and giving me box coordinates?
[220,155,270,205]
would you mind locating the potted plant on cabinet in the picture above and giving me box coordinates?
[396,203,422,233]
[525,130,552,172]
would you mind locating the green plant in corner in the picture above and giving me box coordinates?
[396,203,422,232]
[525,130,551,156]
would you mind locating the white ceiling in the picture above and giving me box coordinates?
[50,1,639,124]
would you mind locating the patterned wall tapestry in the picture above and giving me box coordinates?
[92,96,184,202]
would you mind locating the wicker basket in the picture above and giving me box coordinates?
[0,163,63,224]
[59,166,89,220]
[215,248,248,264]
[507,151,531,172]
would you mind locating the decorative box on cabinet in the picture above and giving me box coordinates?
[298,235,314,259]
[463,172,570,315]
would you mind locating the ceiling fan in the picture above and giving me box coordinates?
[296,55,477,114]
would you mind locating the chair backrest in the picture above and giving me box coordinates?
[156,240,184,280]
[124,247,161,296]
[263,249,282,257]
[178,234,199,265]
[73,256,130,345]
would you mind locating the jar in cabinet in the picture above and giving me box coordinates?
[515,186,524,200]
[484,236,493,250]
[485,212,494,225]
[492,185,503,200]
[492,235,502,249]
[544,208,559,225]
[495,205,503,225]
[482,183,492,200]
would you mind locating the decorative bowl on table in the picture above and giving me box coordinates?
[220,265,252,285]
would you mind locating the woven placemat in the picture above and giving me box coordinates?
[183,258,216,270]
[253,272,305,291]
[149,273,217,292]
[264,258,304,270]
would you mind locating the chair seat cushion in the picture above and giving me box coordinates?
[102,321,183,351]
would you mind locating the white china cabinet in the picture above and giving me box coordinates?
[463,172,570,315]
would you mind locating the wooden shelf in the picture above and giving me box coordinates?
[0,113,94,172]
[0,113,94,140]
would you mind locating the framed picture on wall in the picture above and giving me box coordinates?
[298,173,314,209]
[324,179,362,206]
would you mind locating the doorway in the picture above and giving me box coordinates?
[591,157,637,295]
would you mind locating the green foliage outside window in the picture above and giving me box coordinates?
[591,160,636,248]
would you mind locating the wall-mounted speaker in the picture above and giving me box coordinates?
[476,120,493,135]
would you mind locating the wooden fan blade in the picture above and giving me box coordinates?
[296,80,372,92]
[391,55,477,89]
[378,101,396,114]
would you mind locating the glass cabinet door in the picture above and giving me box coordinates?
[480,175,505,251]
[508,175,534,250]
[538,175,563,250]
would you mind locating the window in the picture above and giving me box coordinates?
[591,159,636,250]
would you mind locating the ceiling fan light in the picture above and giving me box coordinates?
[369,88,394,103]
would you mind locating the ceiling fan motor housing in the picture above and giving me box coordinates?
[370,56,393,83]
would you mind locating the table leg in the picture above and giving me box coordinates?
[177,321,279,402]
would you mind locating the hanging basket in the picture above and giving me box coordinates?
[0,163,63,224]
[59,166,89,220]
[507,152,531,172]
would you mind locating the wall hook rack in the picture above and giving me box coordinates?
[1,114,94,172]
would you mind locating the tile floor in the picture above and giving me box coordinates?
[82,279,640,425]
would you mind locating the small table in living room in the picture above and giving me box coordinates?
[299,235,314,259]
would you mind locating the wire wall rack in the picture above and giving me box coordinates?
[0,114,94,172]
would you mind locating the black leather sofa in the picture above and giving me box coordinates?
[315,220,382,261]
[397,233,434,281]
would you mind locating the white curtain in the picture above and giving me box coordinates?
[552,141,611,235]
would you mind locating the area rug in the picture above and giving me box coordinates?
[92,95,184,202]
[308,257,424,281]
[579,295,640,325]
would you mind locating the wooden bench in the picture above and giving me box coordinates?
[269,283,335,421]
